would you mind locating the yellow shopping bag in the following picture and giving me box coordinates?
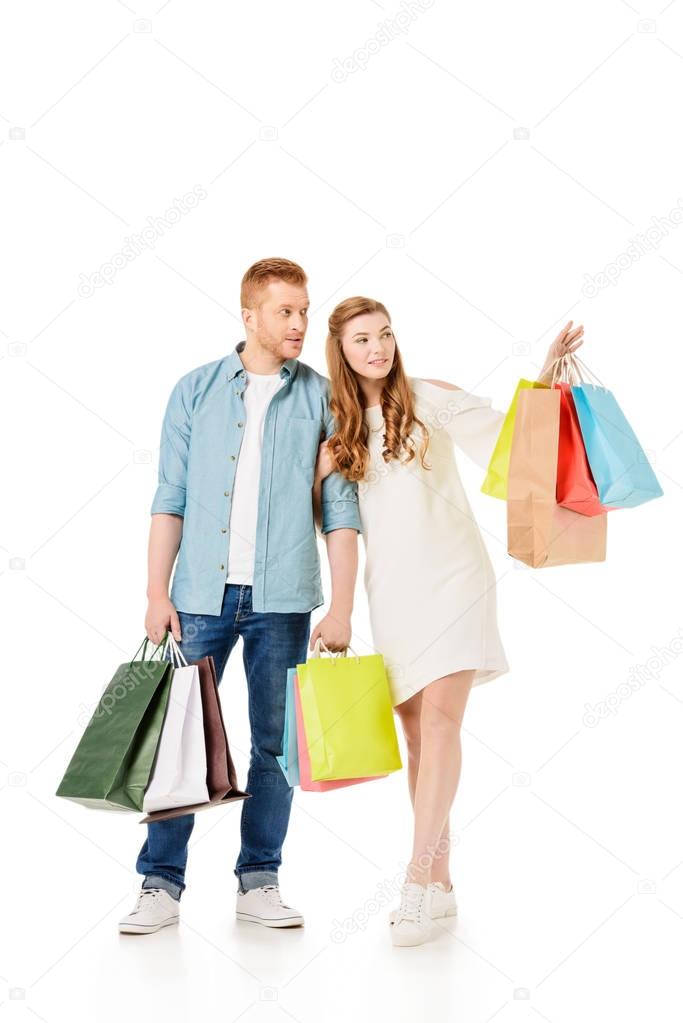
[296,639,402,782]
[481,379,548,499]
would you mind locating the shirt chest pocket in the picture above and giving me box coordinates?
[288,417,323,470]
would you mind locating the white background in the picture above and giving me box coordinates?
[2,1,682,1020]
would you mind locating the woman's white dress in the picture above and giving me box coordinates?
[360,377,510,706]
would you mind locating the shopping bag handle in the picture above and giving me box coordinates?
[311,636,361,664]
[131,634,170,663]
[548,352,579,388]
[165,633,189,667]
[567,352,606,390]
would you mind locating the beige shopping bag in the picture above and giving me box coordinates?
[507,386,607,567]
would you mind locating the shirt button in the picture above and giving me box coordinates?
[219,564,224,571]
[237,421,244,428]
[230,455,236,461]
[224,490,230,496]
[221,528,227,533]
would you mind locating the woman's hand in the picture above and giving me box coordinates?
[315,438,334,482]
[538,320,584,384]
[309,612,352,653]
[312,439,333,534]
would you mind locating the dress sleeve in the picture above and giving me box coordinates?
[413,378,506,471]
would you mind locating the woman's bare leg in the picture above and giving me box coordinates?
[395,689,422,805]
[403,669,475,888]
[395,678,468,888]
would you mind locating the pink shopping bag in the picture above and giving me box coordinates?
[293,673,386,791]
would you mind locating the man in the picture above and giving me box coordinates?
[119,258,360,935]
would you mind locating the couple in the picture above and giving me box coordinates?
[119,257,584,947]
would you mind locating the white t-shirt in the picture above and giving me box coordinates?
[226,369,285,585]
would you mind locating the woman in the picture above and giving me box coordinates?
[312,297,584,947]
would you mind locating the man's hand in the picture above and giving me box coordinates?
[145,596,182,645]
[309,611,352,653]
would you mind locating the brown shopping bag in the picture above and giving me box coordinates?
[139,637,249,823]
[507,386,608,567]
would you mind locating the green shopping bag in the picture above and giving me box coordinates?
[296,639,402,782]
[56,636,174,812]
[481,379,548,499]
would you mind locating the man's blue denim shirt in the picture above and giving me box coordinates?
[151,341,362,616]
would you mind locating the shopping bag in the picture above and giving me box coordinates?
[196,653,240,800]
[293,672,385,792]
[507,385,608,567]
[553,354,613,516]
[276,668,300,787]
[139,637,249,823]
[556,381,610,516]
[142,637,209,812]
[296,639,402,781]
[56,636,174,812]
[481,379,549,499]
[569,355,663,509]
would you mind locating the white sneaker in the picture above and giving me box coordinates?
[118,887,180,934]
[235,885,304,928]
[390,883,431,947]
[389,881,458,924]
[428,881,458,919]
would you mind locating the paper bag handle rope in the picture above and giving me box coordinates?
[548,352,580,387]
[132,633,170,663]
[567,352,606,389]
[311,636,361,665]
[166,633,189,667]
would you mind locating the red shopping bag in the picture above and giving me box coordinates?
[293,673,385,792]
[555,382,613,516]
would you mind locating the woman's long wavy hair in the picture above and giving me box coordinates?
[325,297,431,482]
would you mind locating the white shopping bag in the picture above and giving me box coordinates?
[142,637,210,812]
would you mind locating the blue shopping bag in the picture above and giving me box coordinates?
[570,371,663,509]
[276,669,300,787]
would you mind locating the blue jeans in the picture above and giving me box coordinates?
[136,583,311,900]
